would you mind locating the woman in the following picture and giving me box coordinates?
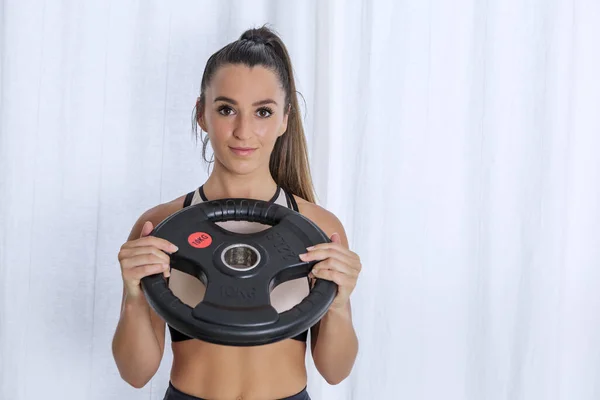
[112,26,361,400]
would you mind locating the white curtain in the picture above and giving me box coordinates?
[1,1,599,399]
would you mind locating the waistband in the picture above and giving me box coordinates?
[163,381,311,400]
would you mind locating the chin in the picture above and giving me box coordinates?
[224,160,259,176]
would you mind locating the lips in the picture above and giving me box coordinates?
[229,147,257,156]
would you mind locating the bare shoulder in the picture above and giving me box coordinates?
[293,195,349,247]
[127,194,187,241]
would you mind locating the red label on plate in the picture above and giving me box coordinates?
[188,232,212,249]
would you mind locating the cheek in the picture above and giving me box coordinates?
[206,116,231,138]
[256,118,284,140]
[253,124,272,139]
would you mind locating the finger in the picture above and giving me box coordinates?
[312,258,359,278]
[125,236,178,254]
[299,248,355,266]
[305,242,357,259]
[311,268,354,288]
[126,263,170,281]
[118,246,171,264]
[140,221,153,238]
[121,253,171,271]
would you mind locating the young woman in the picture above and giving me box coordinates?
[112,26,361,400]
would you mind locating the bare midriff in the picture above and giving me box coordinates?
[169,338,308,400]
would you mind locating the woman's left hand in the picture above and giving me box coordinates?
[299,233,361,311]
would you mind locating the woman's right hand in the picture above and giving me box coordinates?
[118,221,179,299]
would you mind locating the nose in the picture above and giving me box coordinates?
[233,113,253,140]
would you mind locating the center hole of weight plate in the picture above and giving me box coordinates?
[221,244,261,271]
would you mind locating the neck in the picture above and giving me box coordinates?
[202,161,278,201]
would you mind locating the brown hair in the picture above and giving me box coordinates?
[192,26,316,203]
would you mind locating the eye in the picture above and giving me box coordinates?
[256,107,273,118]
[217,105,235,116]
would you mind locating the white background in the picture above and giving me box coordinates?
[1,1,599,399]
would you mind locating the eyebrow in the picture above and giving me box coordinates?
[214,96,278,106]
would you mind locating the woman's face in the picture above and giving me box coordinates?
[199,64,289,175]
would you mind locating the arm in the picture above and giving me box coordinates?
[310,298,358,384]
[112,288,166,388]
[297,203,360,384]
[112,211,169,388]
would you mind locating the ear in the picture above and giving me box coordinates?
[196,97,208,132]
[279,104,290,137]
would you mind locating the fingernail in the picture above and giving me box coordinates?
[307,246,315,251]
[299,253,307,260]
[171,245,179,252]
[163,264,170,270]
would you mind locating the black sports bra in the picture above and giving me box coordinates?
[167,185,309,343]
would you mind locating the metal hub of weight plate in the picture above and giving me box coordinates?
[140,198,338,346]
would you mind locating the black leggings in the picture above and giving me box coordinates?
[163,382,311,400]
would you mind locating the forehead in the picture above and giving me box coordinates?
[207,64,285,102]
